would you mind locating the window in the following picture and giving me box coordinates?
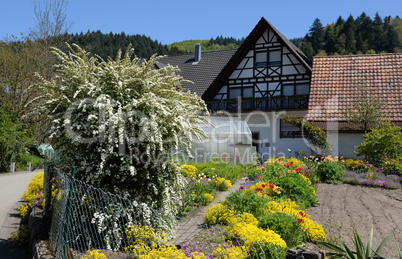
[269,50,281,66]
[296,84,309,95]
[229,88,241,99]
[255,50,281,68]
[280,120,302,138]
[255,52,267,67]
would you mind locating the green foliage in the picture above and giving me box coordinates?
[248,242,288,259]
[282,115,331,154]
[269,168,318,208]
[258,212,305,248]
[316,227,397,259]
[343,159,369,173]
[301,13,401,57]
[343,85,387,133]
[0,109,30,172]
[355,122,402,165]
[194,159,249,183]
[15,153,44,171]
[380,158,402,176]
[168,36,243,53]
[316,160,345,184]
[10,224,30,247]
[224,190,270,218]
[65,31,185,59]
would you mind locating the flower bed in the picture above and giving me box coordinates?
[343,171,402,189]
[177,161,247,216]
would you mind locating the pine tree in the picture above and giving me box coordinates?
[373,12,386,52]
[384,16,400,52]
[308,18,325,53]
[299,41,315,60]
[324,25,339,54]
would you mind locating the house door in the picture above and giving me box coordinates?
[252,132,260,153]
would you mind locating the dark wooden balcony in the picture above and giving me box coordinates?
[206,95,309,112]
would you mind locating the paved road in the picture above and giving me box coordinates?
[0,169,43,259]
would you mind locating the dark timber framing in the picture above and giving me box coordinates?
[203,17,312,113]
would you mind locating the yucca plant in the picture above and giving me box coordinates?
[315,227,396,259]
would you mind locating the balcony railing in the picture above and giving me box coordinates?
[206,95,309,112]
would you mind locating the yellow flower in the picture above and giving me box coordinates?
[212,244,248,259]
[81,250,108,259]
[202,193,214,203]
[179,164,198,177]
[225,223,287,248]
[265,199,326,241]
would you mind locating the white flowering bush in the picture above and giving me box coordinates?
[30,44,207,217]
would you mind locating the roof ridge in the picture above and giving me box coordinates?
[313,52,402,59]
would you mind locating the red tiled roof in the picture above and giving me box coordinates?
[307,53,402,123]
[313,121,402,131]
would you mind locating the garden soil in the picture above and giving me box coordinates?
[305,183,402,258]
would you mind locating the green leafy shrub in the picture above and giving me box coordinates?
[10,224,30,246]
[248,242,288,259]
[178,176,216,215]
[300,166,320,184]
[224,189,270,219]
[282,115,332,154]
[210,176,232,191]
[317,160,345,184]
[380,159,402,177]
[258,212,304,248]
[194,159,249,183]
[355,122,402,165]
[15,153,44,171]
[265,167,318,208]
[344,159,368,172]
[0,109,30,172]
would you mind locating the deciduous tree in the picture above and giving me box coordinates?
[343,85,387,133]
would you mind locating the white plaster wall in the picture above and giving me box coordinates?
[240,111,312,162]
[328,132,364,159]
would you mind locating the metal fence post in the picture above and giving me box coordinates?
[43,157,54,231]
[64,167,76,259]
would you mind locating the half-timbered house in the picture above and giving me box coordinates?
[159,18,315,161]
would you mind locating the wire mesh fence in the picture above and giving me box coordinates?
[44,163,290,259]
[45,166,177,258]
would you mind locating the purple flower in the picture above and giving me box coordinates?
[378,180,387,187]
[34,198,43,207]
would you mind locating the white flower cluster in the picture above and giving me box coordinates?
[30,44,207,219]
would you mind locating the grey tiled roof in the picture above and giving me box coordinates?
[158,49,237,96]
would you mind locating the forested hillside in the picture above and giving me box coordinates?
[299,12,401,59]
[64,13,401,61]
[168,36,244,53]
[65,31,185,60]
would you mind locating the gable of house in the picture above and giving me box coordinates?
[307,53,402,131]
[201,17,312,113]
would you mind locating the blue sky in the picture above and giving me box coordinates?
[1,0,401,44]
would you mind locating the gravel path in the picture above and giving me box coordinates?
[169,177,247,245]
[306,183,402,258]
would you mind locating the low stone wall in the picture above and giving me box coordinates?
[286,247,326,259]
[28,207,54,259]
